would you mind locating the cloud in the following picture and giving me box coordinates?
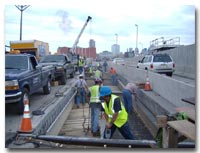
[4,3,195,53]
[56,10,72,35]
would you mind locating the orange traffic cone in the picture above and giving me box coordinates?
[144,76,151,91]
[19,100,32,133]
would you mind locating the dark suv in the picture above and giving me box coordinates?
[39,54,75,84]
[137,53,175,76]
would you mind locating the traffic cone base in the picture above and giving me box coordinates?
[144,82,152,91]
[19,100,33,133]
[144,76,152,91]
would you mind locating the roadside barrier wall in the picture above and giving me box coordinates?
[162,44,195,79]
[110,63,195,108]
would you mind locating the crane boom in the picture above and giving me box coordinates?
[71,16,92,54]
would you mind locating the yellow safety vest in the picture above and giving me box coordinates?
[78,60,84,67]
[101,94,128,128]
[89,85,101,103]
[89,67,93,74]
[95,70,101,78]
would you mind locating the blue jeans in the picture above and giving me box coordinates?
[111,74,117,85]
[122,89,133,113]
[79,66,83,74]
[75,88,86,106]
[90,103,101,133]
[104,121,135,140]
[103,66,107,72]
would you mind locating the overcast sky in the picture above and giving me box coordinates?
[4,0,196,54]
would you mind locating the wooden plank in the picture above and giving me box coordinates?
[176,107,195,122]
[183,109,195,122]
[167,120,195,141]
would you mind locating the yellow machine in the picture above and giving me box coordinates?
[10,39,50,60]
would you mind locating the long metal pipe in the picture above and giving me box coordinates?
[34,135,157,148]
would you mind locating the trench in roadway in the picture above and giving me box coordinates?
[7,72,156,148]
[41,72,155,148]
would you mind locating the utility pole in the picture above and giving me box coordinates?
[135,24,138,49]
[15,5,30,40]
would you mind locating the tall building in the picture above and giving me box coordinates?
[57,46,97,59]
[89,39,95,48]
[111,44,120,55]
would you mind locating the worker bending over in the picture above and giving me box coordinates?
[94,68,103,81]
[122,83,137,114]
[99,86,135,139]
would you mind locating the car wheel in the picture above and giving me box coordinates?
[60,71,67,85]
[43,78,51,94]
[70,71,74,78]
[166,72,173,77]
[17,88,29,114]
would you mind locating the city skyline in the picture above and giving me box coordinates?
[4,1,195,54]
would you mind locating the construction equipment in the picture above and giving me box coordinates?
[10,39,50,60]
[70,16,92,54]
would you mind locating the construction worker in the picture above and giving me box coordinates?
[74,74,88,108]
[99,86,135,140]
[103,60,108,72]
[88,79,102,136]
[122,83,137,114]
[94,68,103,81]
[78,58,85,74]
[109,67,117,85]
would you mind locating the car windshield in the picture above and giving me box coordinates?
[40,55,65,62]
[5,56,28,70]
[153,54,172,62]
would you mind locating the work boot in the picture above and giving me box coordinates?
[92,131,100,137]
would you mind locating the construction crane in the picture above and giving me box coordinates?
[70,16,92,54]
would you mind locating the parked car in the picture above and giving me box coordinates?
[5,52,55,114]
[112,58,125,65]
[39,54,75,85]
[136,53,175,76]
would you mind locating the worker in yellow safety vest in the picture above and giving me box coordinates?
[89,66,94,76]
[94,68,103,81]
[78,58,85,74]
[99,86,135,139]
[88,79,102,136]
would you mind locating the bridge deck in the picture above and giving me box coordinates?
[58,72,154,144]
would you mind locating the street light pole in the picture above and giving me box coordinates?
[139,42,143,53]
[135,24,138,49]
[15,5,30,40]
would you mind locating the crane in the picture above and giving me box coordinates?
[70,16,92,54]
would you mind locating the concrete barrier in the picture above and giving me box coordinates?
[110,63,195,108]
[161,44,195,79]
[109,62,195,137]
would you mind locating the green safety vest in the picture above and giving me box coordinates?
[89,67,93,74]
[78,60,84,66]
[95,70,101,78]
[89,85,101,103]
[101,94,128,128]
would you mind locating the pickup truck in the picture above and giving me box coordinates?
[5,53,55,114]
[39,54,75,85]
